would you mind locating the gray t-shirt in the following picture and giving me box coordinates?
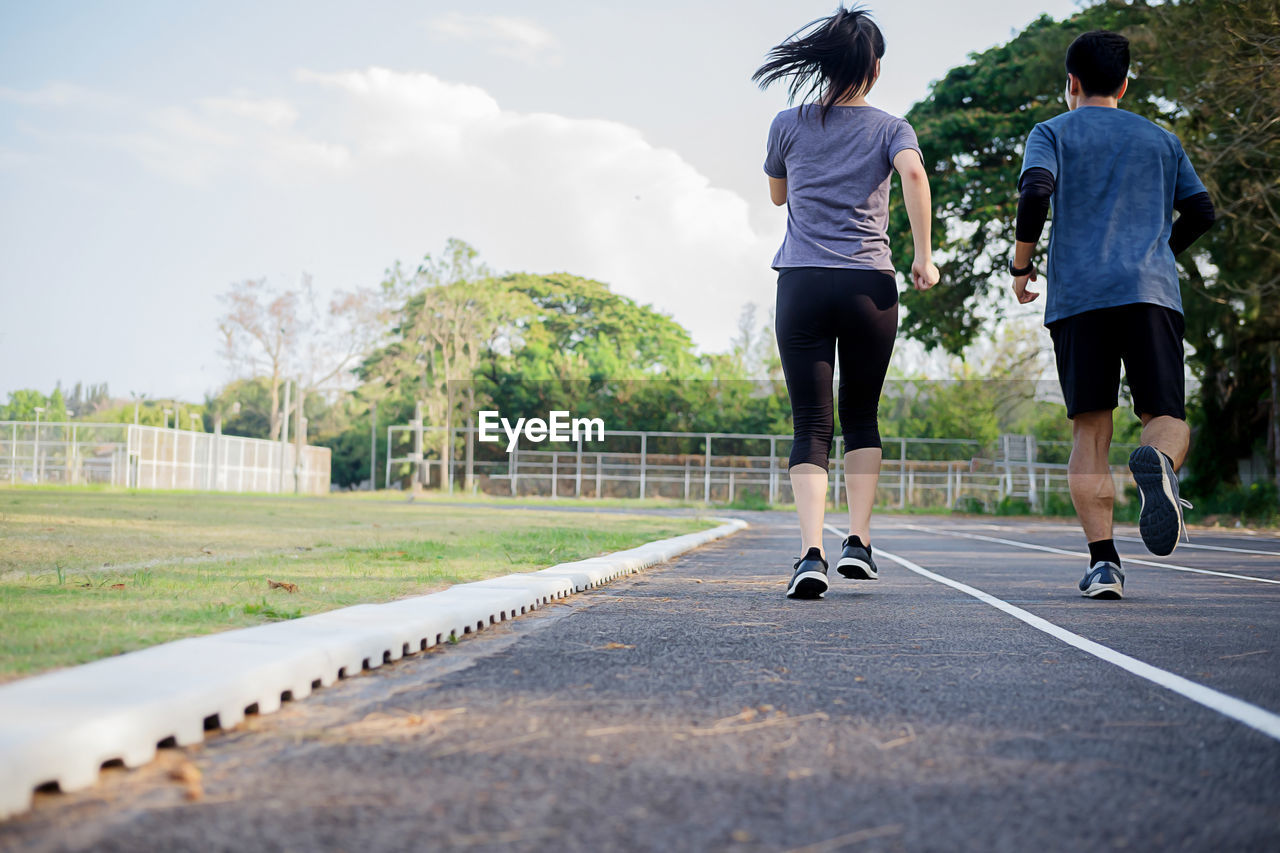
[1020,106,1207,324]
[764,104,921,272]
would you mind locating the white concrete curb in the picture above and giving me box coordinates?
[0,516,747,820]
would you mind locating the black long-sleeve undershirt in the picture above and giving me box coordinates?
[1014,167,1216,255]
[1169,191,1216,255]
[1015,167,1055,244]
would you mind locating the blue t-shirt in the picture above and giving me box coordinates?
[1020,106,1206,324]
[765,104,921,272]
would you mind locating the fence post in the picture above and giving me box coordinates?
[595,452,602,498]
[277,380,291,494]
[907,466,915,508]
[369,402,377,492]
[384,426,392,490]
[511,446,518,496]
[769,436,778,506]
[410,401,423,495]
[294,376,305,494]
[551,452,558,498]
[684,457,691,502]
[898,438,907,509]
[69,424,77,485]
[9,423,15,485]
[728,470,735,504]
[946,462,954,509]
[575,436,583,498]
[703,435,711,503]
[1026,434,1038,510]
[444,387,454,495]
[639,434,647,500]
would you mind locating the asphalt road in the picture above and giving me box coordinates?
[2,512,1278,852]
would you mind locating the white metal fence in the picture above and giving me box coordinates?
[0,421,331,494]
[384,424,1136,510]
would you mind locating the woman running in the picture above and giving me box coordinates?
[753,6,939,599]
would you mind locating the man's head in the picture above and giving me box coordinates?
[1064,30,1130,109]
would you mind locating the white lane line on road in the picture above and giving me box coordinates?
[1112,535,1280,558]
[893,524,1280,586]
[887,522,1280,558]
[921,517,1280,558]
[826,526,1280,743]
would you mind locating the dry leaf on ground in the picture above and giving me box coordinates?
[169,761,203,801]
[267,579,298,593]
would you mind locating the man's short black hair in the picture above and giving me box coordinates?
[1065,30,1130,96]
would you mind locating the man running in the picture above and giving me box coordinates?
[1009,30,1215,599]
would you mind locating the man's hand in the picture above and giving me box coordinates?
[1012,268,1039,303]
[912,258,940,291]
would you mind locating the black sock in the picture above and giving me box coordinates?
[1088,539,1121,567]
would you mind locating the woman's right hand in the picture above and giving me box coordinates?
[911,257,940,291]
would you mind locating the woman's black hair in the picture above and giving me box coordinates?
[752,6,885,126]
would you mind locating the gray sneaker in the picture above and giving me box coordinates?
[1079,561,1125,599]
[1129,445,1191,557]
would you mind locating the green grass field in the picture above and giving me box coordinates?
[0,488,712,682]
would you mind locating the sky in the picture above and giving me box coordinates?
[0,0,1084,403]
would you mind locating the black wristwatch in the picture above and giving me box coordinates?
[1008,258,1034,277]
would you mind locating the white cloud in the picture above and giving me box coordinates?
[0,145,34,170]
[425,13,560,65]
[199,95,300,127]
[288,66,780,352]
[3,66,780,356]
[0,82,119,108]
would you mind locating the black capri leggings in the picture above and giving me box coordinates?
[775,267,898,471]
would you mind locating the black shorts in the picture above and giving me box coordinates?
[1048,303,1186,420]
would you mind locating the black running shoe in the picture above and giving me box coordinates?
[786,547,829,599]
[1129,445,1191,557]
[836,535,878,580]
[1079,560,1125,599]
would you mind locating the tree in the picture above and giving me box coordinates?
[726,303,783,381]
[2,390,47,421]
[217,274,384,441]
[887,0,1280,499]
[62,381,110,417]
[360,239,515,489]
[1140,0,1280,496]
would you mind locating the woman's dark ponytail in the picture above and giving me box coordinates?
[752,6,885,126]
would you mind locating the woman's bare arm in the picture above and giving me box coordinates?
[768,176,787,206]
[892,149,940,291]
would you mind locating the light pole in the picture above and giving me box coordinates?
[65,410,76,484]
[130,391,146,426]
[33,406,44,484]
